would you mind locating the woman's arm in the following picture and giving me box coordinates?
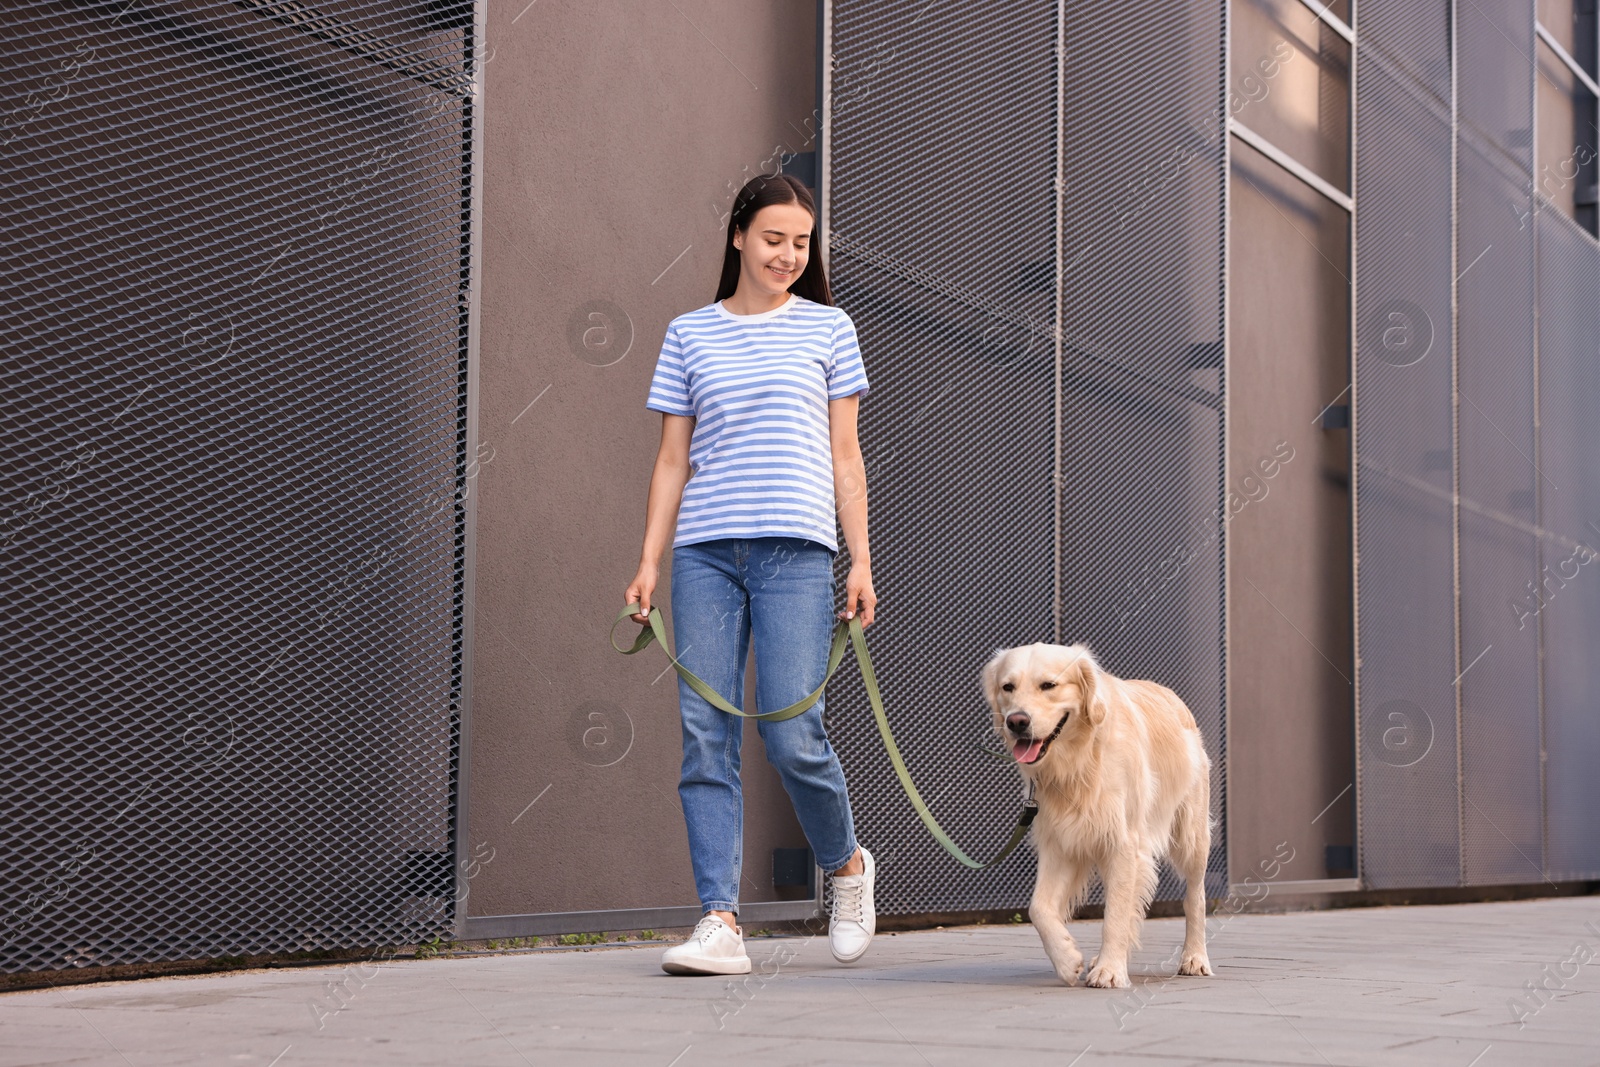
[626,413,695,623]
[830,395,877,627]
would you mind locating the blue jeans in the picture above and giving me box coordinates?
[670,536,860,915]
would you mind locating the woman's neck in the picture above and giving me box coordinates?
[720,288,793,316]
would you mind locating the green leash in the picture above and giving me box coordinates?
[610,602,1037,870]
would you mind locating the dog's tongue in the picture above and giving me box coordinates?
[1013,738,1045,764]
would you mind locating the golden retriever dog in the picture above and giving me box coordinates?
[981,642,1213,988]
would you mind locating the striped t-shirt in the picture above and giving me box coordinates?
[645,293,870,553]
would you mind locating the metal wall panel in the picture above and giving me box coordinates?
[1225,0,1357,881]
[0,1,478,972]
[1356,0,1600,888]
[825,0,1061,915]
[1536,206,1600,881]
[826,0,1226,915]
[1456,0,1543,886]
[1059,0,1227,905]
[1353,2,1461,889]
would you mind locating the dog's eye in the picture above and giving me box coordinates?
[1039,681,1056,690]
[1001,682,1014,692]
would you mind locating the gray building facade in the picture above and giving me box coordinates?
[2,0,1596,975]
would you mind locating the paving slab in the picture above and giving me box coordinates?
[1,897,1597,1066]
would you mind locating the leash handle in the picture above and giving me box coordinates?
[612,601,1036,869]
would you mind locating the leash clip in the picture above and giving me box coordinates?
[1019,780,1039,826]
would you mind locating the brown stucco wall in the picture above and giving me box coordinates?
[466,1,822,919]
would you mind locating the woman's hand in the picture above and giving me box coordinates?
[828,396,872,628]
[629,414,693,626]
[837,557,877,628]
[625,562,659,625]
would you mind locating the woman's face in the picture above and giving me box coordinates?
[732,202,813,297]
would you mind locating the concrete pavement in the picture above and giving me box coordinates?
[1,896,1597,1066]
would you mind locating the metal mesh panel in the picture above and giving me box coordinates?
[825,0,1226,916]
[1355,1,1600,888]
[1057,0,1227,905]
[1536,206,1600,881]
[1456,0,1542,886]
[0,0,476,973]
[1353,2,1461,890]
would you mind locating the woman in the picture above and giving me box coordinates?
[624,173,878,977]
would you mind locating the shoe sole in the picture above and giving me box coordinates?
[661,956,752,976]
[830,937,874,964]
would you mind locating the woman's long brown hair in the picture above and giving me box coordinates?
[715,173,832,306]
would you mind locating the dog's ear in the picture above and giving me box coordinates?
[980,648,1007,712]
[1076,652,1108,726]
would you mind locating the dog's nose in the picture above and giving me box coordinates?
[1006,712,1030,734]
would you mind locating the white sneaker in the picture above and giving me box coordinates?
[661,914,751,976]
[828,846,876,963]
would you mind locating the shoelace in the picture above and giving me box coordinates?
[689,915,727,944]
[831,877,865,925]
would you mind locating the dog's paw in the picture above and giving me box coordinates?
[1178,951,1212,977]
[1053,951,1084,986]
[1042,941,1083,985]
[1084,961,1131,989]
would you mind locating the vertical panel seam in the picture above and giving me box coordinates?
[453,0,488,938]
[1053,0,1065,648]
[1348,0,1363,890]
[1450,0,1467,889]
[1220,0,1233,891]
[1530,0,1548,883]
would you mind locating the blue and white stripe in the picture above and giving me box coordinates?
[645,293,870,553]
